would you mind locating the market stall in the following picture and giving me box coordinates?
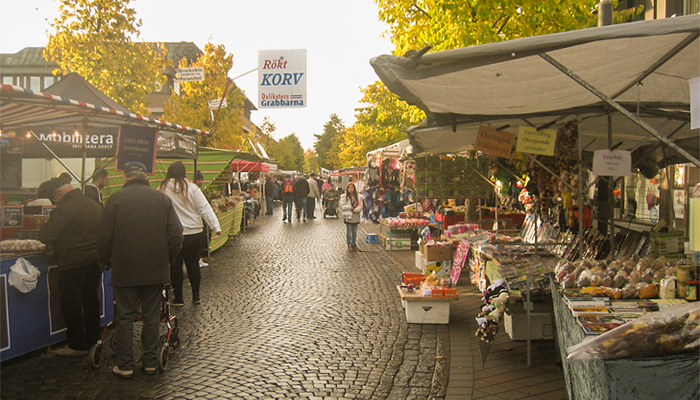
[0,78,207,361]
[370,15,700,380]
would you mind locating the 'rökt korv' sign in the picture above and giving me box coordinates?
[258,49,306,109]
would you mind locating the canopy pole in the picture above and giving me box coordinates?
[607,111,616,257]
[578,117,584,261]
[539,53,700,169]
[28,131,80,182]
[81,119,88,192]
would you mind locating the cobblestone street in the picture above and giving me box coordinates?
[1,205,442,400]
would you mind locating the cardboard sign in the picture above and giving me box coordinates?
[2,206,23,228]
[258,49,306,109]
[516,126,556,156]
[592,149,632,176]
[115,125,158,174]
[473,126,515,158]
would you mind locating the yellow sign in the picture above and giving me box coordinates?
[516,126,557,156]
[473,126,515,158]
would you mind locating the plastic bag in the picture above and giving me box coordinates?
[567,302,700,362]
[8,257,41,293]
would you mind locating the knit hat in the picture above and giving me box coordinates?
[124,161,148,173]
[47,176,72,197]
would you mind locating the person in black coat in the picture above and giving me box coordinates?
[97,161,183,379]
[294,175,310,221]
[38,176,103,357]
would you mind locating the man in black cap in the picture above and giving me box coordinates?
[97,161,183,378]
[38,175,103,357]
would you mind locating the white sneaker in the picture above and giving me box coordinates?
[199,260,208,268]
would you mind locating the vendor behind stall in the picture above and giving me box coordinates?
[38,176,103,357]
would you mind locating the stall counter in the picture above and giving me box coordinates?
[0,253,113,361]
[550,278,699,400]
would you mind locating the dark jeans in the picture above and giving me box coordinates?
[283,201,293,221]
[307,197,316,218]
[171,231,205,302]
[266,196,273,215]
[346,222,359,246]
[295,197,307,219]
[57,261,102,351]
[114,284,162,370]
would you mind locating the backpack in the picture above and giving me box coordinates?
[283,180,294,194]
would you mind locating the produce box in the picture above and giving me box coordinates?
[650,231,684,255]
[422,243,452,261]
[387,238,412,251]
[402,273,426,286]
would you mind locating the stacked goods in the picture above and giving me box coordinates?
[475,279,510,343]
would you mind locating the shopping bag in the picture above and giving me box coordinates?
[8,257,41,293]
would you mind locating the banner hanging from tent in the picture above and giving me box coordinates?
[116,125,158,174]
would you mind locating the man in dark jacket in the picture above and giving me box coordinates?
[294,175,310,221]
[84,168,108,207]
[280,175,295,222]
[97,161,183,378]
[264,175,275,216]
[38,176,103,357]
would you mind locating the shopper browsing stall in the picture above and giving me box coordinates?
[38,176,103,357]
[340,182,364,251]
[158,162,222,306]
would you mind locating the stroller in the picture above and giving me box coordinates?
[89,283,180,372]
[323,197,339,218]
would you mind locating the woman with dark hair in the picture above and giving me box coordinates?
[158,162,221,306]
[339,182,363,251]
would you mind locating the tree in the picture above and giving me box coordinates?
[376,0,643,54]
[45,0,170,115]
[163,42,247,150]
[303,149,320,174]
[273,134,305,171]
[337,81,424,167]
[314,114,345,170]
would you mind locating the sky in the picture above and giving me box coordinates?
[0,0,396,150]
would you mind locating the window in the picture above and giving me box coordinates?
[43,76,55,89]
[2,76,13,85]
[30,76,40,91]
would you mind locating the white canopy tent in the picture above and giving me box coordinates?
[366,139,411,162]
[370,15,700,169]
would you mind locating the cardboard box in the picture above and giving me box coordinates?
[402,273,426,286]
[650,231,685,255]
[422,244,452,261]
[443,288,457,297]
[415,251,451,276]
[430,288,445,297]
[504,311,554,341]
[387,238,412,251]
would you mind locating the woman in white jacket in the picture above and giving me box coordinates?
[158,162,221,305]
[339,182,363,251]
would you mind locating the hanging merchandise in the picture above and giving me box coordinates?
[414,153,492,200]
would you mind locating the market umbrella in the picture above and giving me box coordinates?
[479,340,494,368]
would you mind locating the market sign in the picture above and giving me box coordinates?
[592,149,632,176]
[516,126,556,156]
[176,67,205,82]
[208,98,227,110]
[115,125,158,174]
[473,126,515,158]
[258,49,306,109]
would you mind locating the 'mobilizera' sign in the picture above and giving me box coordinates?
[258,49,306,109]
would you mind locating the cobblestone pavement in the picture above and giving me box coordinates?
[1,206,442,400]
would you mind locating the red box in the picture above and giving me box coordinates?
[443,288,457,297]
[402,273,426,286]
[430,288,445,297]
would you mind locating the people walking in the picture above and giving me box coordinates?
[281,175,295,222]
[265,175,275,216]
[158,162,222,306]
[294,175,309,221]
[340,182,363,251]
[97,161,183,378]
[38,176,103,357]
[307,173,320,219]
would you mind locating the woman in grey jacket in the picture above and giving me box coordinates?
[339,182,363,251]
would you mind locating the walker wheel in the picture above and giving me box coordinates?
[110,333,118,353]
[170,335,180,352]
[157,346,169,371]
[89,344,103,369]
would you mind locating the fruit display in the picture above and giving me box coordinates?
[554,254,680,299]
